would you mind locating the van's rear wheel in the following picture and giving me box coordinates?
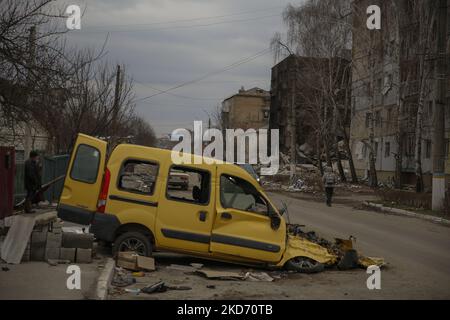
[285,257,324,273]
[114,231,152,256]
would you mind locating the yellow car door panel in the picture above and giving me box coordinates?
[210,169,285,262]
[58,134,107,225]
[155,164,215,253]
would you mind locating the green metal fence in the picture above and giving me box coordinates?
[14,154,69,205]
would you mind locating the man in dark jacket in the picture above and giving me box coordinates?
[24,150,41,213]
[322,166,337,207]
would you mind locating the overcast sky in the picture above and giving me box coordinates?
[61,0,301,136]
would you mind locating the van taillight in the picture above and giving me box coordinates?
[97,168,111,213]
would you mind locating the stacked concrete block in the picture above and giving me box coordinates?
[21,240,31,262]
[76,248,93,263]
[30,230,47,261]
[60,247,76,262]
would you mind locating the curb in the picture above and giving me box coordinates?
[96,258,115,300]
[365,202,450,226]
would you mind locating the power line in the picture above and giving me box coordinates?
[135,47,272,103]
[79,14,280,34]
[83,5,285,29]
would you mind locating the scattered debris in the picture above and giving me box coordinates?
[2,266,10,272]
[167,264,198,273]
[137,255,155,271]
[244,272,274,282]
[131,271,145,277]
[196,269,246,280]
[190,263,203,269]
[47,259,70,266]
[111,269,136,287]
[116,251,155,271]
[124,288,141,294]
[206,285,216,289]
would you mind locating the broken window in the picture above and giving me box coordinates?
[166,166,210,205]
[220,175,270,216]
[118,160,158,195]
[375,111,382,127]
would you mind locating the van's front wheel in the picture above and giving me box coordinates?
[114,231,152,257]
[285,256,324,273]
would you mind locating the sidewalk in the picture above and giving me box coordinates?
[0,259,104,300]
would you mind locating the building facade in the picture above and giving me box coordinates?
[221,87,270,131]
[349,0,450,189]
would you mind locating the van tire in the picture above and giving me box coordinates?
[285,257,324,274]
[113,231,152,257]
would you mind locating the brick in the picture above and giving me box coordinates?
[59,247,76,262]
[45,247,60,260]
[76,248,92,263]
[46,232,62,248]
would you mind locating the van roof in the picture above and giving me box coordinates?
[113,143,252,175]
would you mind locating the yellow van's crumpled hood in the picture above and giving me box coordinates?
[277,235,337,266]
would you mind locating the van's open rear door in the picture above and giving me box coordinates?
[57,134,107,225]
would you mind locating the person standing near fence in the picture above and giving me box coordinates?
[322,166,337,207]
[24,150,41,213]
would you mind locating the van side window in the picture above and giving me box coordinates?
[118,160,158,195]
[220,175,268,215]
[70,144,100,184]
[166,166,210,205]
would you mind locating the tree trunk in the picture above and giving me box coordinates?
[317,133,324,176]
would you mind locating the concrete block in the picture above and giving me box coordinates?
[76,248,92,263]
[31,230,47,247]
[30,246,45,261]
[59,247,76,262]
[46,232,62,248]
[21,249,30,262]
[45,247,60,260]
[62,232,94,249]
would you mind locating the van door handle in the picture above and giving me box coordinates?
[221,212,232,220]
[198,211,207,222]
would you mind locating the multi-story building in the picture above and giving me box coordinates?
[349,0,450,189]
[269,54,351,160]
[221,86,270,131]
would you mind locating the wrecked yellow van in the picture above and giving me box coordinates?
[58,134,335,272]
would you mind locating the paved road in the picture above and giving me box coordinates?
[269,192,450,299]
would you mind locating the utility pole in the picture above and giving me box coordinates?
[111,64,121,147]
[432,0,448,211]
[24,26,37,159]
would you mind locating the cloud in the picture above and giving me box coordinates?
[59,0,298,136]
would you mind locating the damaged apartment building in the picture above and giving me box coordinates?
[269,54,351,165]
[350,0,450,189]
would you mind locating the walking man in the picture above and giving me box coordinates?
[24,150,41,213]
[322,166,337,207]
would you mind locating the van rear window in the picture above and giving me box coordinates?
[70,144,100,184]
